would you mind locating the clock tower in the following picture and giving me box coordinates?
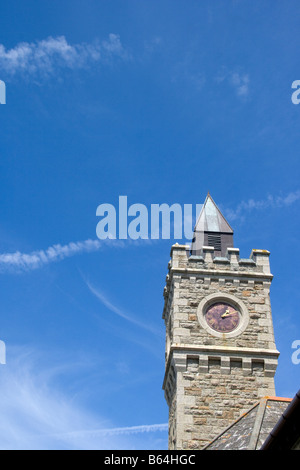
[162,194,279,450]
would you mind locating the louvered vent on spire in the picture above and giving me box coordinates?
[191,193,234,257]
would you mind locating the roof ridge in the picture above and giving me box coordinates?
[264,396,293,402]
[248,398,268,450]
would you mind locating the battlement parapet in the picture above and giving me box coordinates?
[168,243,271,275]
[163,244,272,305]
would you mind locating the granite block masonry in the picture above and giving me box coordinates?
[162,194,279,450]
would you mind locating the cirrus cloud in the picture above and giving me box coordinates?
[0,34,129,77]
[224,190,300,222]
[0,347,167,450]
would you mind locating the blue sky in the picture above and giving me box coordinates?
[0,0,300,450]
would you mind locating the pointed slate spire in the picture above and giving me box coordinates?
[191,193,234,257]
[195,192,234,234]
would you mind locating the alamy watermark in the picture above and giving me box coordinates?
[291,80,300,104]
[0,80,6,105]
[0,340,6,365]
[291,340,300,365]
[96,197,203,241]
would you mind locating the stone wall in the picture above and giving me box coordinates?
[162,244,279,450]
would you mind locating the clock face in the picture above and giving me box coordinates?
[205,302,240,333]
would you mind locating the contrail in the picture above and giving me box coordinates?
[0,238,124,272]
[55,423,168,439]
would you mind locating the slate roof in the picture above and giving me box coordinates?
[194,193,234,234]
[203,397,292,450]
[261,389,300,450]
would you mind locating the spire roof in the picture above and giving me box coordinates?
[195,193,233,234]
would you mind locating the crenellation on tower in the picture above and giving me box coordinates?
[162,194,280,450]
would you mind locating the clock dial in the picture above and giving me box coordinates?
[205,302,240,333]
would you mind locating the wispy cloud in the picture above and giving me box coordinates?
[0,348,167,450]
[0,34,129,77]
[85,280,162,337]
[224,190,300,221]
[57,423,168,440]
[0,237,156,274]
[230,72,249,97]
[215,67,250,98]
[0,238,124,273]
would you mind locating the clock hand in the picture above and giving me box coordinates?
[221,309,237,318]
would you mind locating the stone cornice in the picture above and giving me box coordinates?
[169,343,280,357]
[169,266,273,281]
[163,344,280,390]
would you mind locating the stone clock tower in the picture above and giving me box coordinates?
[162,194,280,450]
